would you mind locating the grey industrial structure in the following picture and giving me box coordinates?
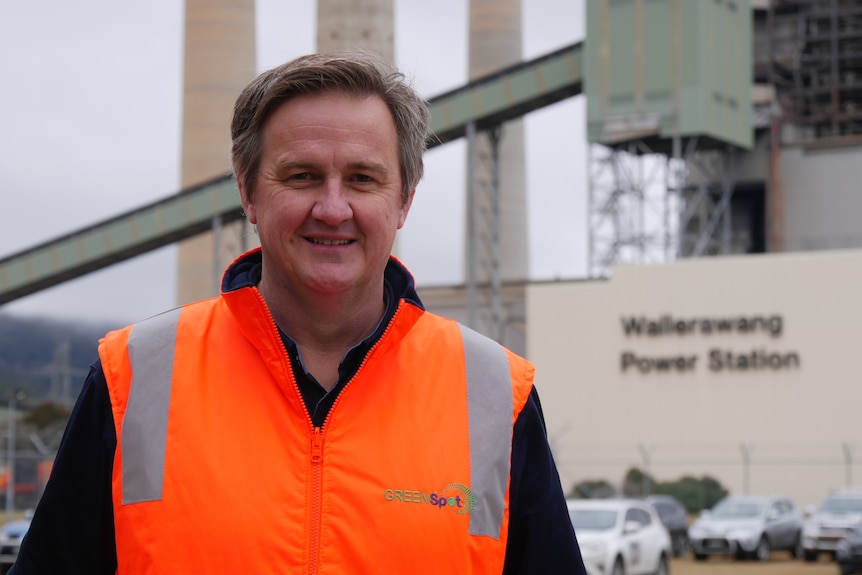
[2,0,862,506]
[586,0,862,272]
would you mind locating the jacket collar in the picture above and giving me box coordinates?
[219,247,424,312]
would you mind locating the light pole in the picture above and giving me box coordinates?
[843,442,856,487]
[740,442,754,496]
[6,389,24,521]
[638,443,655,497]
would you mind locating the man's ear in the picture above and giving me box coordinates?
[237,175,258,224]
[397,189,415,229]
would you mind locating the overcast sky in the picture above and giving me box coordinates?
[0,0,587,326]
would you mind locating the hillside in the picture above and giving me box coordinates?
[0,313,120,406]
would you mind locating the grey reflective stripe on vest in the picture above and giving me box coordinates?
[459,323,514,539]
[122,308,181,504]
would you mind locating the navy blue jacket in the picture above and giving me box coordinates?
[11,252,584,574]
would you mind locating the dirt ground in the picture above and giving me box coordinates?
[670,552,841,575]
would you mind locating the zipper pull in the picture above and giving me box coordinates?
[311,428,323,464]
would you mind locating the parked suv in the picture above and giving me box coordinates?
[688,494,804,561]
[803,488,862,562]
[646,495,690,557]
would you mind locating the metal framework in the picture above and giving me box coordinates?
[588,135,747,278]
[587,141,681,277]
[465,122,504,342]
[771,0,862,143]
[678,144,745,258]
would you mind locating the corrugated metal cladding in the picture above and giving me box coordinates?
[585,0,752,149]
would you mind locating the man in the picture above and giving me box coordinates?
[11,51,584,574]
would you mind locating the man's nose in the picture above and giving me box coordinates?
[311,178,353,224]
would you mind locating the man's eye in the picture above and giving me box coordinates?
[289,173,312,182]
[353,174,373,183]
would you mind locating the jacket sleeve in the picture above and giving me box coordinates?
[9,360,118,575]
[502,386,587,575]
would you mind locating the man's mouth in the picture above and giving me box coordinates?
[309,238,352,246]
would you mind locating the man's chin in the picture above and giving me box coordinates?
[303,272,360,296]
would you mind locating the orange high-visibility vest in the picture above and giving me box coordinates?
[100,286,534,574]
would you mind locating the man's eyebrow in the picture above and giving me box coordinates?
[272,160,392,178]
[346,161,390,174]
[274,161,318,173]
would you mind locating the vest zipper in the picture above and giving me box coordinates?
[309,426,324,574]
[258,290,405,573]
[256,291,327,574]
[305,303,403,573]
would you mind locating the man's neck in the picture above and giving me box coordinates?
[259,282,386,390]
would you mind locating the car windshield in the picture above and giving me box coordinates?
[821,497,862,513]
[1,519,30,538]
[569,509,618,531]
[710,500,765,519]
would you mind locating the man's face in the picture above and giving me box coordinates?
[240,91,412,301]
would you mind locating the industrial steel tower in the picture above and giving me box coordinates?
[176,0,257,305]
[465,0,528,352]
[317,0,394,62]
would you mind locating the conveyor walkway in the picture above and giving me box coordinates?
[0,42,583,305]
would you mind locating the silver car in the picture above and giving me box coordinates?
[802,488,862,562]
[688,495,804,561]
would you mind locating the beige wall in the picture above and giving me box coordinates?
[781,146,862,252]
[417,283,527,357]
[527,249,862,508]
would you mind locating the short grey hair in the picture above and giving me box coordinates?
[231,50,430,205]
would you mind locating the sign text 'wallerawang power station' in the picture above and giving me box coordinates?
[619,314,801,374]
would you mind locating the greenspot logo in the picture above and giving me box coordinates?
[383,483,475,515]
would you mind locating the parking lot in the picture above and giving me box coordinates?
[671,553,839,575]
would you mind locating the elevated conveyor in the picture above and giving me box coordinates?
[0,42,583,305]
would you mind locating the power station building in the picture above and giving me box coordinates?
[3,0,862,511]
[422,0,862,508]
[527,247,862,508]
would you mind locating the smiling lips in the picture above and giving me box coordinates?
[308,238,353,246]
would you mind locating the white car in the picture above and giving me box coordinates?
[568,498,671,575]
[0,516,31,572]
[802,488,862,562]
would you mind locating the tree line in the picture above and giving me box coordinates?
[571,467,729,514]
